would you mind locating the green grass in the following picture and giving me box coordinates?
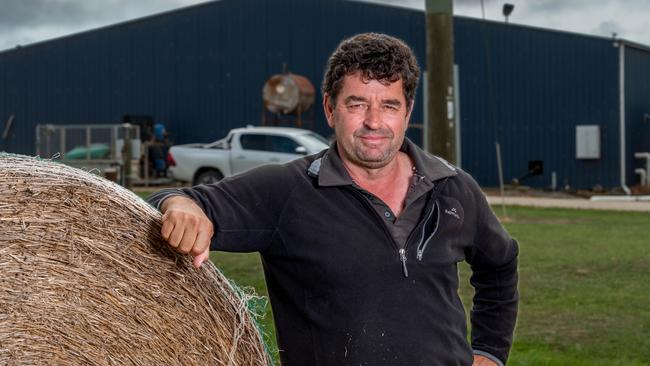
[483,207,650,366]
[137,190,650,365]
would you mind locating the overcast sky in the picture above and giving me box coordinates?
[1,0,649,52]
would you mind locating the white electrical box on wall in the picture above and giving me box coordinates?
[576,125,601,159]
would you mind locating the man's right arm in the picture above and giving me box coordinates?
[147,165,293,266]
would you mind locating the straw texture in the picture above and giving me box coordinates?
[0,153,271,366]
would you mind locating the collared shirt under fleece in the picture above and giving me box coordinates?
[319,140,434,251]
[147,138,519,366]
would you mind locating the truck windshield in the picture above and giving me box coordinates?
[294,132,329,153]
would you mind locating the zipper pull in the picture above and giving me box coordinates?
[399,248,409,278]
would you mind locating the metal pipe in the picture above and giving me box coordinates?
[495,141,507,218]
[60,128,66,159]
[85,127,91,161]
[2,115,15,140]
[551,171,557,191]
[35,125,41,156]
[618,43,630,195]
[635,169,647,187]
[634,152,650,187]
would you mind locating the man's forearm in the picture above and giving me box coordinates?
[470,253,519,365]
[147,188,190,211]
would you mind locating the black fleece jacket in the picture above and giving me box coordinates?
[147,141,519,366]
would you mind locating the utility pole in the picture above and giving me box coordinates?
[425,0,456,164]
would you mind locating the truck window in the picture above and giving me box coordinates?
[269,135,300,154]
[240,134,267,151]
[240,134,300,154]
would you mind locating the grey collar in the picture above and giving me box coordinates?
[307,138,457,187]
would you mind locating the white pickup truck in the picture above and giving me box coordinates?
[167,126,330,185]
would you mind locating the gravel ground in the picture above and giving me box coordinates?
[486,194,650,212]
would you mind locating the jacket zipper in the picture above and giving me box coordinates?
[345,177,448,277]
[346,187,410,278]
[398,248,409,277]
[416,200,440,261]
[411,200,435,256]
[412,178,448,261]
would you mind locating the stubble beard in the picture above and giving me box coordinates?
[338,126,402,169]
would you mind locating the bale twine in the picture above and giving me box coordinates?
[0,154,271,366]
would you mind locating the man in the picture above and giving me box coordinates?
[148,33,518,366]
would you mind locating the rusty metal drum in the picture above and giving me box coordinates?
[263,73,315,115]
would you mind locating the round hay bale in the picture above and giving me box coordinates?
[0,154,270,366]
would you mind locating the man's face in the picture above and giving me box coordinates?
[324,71,412,169]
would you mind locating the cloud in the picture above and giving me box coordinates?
[454,0,497,5]
[0,0,95,30]
[1,0,649,51]
[0,0,207,50]
[526,0,575,13]
[592,20,622,38]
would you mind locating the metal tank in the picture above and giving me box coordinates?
[263,73,315,115]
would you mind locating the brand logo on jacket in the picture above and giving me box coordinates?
[445,207,460,220]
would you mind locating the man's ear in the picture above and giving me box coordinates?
[323,93,335,128]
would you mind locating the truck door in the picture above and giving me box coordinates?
[231,133,303,174]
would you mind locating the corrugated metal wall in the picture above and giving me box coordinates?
[0,0,426,156]
[454,17,620,188]
[1,0,647,188]
[625,45,650,186]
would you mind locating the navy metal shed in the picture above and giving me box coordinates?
[1,0,649,190]
[454,17,621,189]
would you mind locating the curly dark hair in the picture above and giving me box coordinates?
[322,33,420,110]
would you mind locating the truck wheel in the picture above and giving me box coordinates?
[194,169,224,185]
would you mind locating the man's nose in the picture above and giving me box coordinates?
[363,105,382,129]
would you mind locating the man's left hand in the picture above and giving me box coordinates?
[473,355,499,366]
